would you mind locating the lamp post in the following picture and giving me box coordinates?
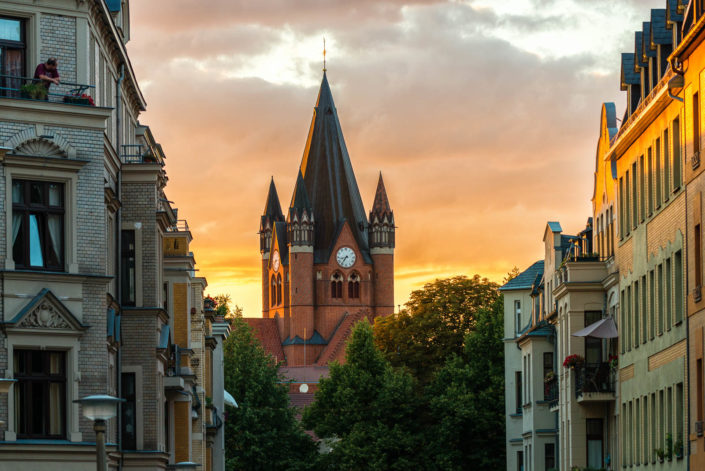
[74,395,124,471]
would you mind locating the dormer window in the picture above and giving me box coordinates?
[331,272,343,299]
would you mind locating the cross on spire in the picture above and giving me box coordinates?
[323,37,327,72]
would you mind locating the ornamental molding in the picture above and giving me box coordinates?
[7,288,85,333]
[4,125,76,159]
[18,301,71,329]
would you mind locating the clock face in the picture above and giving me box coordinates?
[336,247,356,268]
[272,250,280,271]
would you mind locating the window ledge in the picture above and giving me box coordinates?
[1,154,89,172]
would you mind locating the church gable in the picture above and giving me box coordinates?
[5,289,86,333]
[325,220,365,268]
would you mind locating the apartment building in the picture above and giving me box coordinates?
[0,1,228,469]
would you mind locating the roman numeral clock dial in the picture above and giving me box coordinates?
[336,247,356,268]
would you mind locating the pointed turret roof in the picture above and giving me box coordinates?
[298,72,370,262]
[263,177,284,220]
[289,171,313,218]
[371,172,392,215]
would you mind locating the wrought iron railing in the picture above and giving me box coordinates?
[167,219,190,233]
[574,362,614,397]
[0,73,95,105]
[120,144,163,165]
[544,375,558,408]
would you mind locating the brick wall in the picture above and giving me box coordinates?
[40,14,77,83]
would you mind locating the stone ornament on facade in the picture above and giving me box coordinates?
[4,125,76,159]
[18,302,71,329]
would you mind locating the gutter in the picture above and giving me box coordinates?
[116,63,125,471]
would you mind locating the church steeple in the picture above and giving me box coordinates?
[299,72,369,261]
[260,177,284,254]
[288,171,314,247]
[369,173,394,249]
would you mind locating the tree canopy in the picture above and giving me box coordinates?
[223,318,316,470]
[374,275,500,385]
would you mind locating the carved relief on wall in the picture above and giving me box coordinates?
[18,302,71,329]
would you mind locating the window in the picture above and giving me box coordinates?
[619,177,625,239]
[695,92,700,157]
[658,264,664,335]
[0,17,26,97]
[634,282,640,349]
[649,270,655,339]
[276,274,282,305]
[655,144,662,208]
[641,275,647,344]
[543,352,553,379]
[331,272,343,299]
[544,443,555,470]
[648,147,654,215]
[14,350,66,438]
[620,289,626,354]
[348,273,360,298]
[675,251,683,323]
[698,360,704,423]
[585,311,603,362]
[639,154,645,221]
[122,372,136,449]
[664,130,671,198]
[673,118,682,189]
[632,162,638,228]
[515,371,522,414]
[666,257,672,330]
[696,224,702,289]
[676,383,684,445]
[517,451,523,471]
[270,275,276,307]
[626,285,632,351]
[121,230,136,305]
[515,300,522,334]
[12,180,65,270]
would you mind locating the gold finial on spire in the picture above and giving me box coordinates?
[323,37,327,72]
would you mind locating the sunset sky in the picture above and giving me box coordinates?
[127,0,653,317]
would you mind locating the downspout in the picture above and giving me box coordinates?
[116,63,125,471]
[669,57,685,103]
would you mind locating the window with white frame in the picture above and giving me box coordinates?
[514,300,521,334]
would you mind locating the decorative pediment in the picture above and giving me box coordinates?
[4,125,76,159]
[6,289,86,333]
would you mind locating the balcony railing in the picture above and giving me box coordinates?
[0,74,95,105]
[575,362,614,398]
[544,375,558,408]
[121,144,164,165]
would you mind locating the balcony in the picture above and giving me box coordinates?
[575,362,615,403]
[0,74,95,106]
[120,144,164,165]
[544,375,558,410]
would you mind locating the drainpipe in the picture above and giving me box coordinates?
[668,57,685,103]
[684,145,691,469]
[116,63,125,471]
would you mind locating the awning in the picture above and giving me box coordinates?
[224,390,238,408]
[571,317,618,339]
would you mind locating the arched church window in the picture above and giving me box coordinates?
[276,274,282,306]
[348,272,360,299]
[331,272,343,299]
[270,275,277,307]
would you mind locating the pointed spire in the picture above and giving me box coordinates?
[299,72,369,261]
[371,172,392,215]
[263,177,284,220]
[290,171,313,216]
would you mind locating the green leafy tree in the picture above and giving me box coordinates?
[303,321,425,470]
[374,275,500,385]
[425,301,505,470]
[209,293,243,318]
[223,318,316,470]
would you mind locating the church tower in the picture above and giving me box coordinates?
[258,72,395,366]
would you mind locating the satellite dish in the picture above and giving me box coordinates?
[299,383,309,393]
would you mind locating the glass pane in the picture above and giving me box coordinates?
[12,214,24,264]
[587,439,602,468]
[49,352,63,375]
[30,183,43,205]
[48,184,61,207]
[12,182,23,203]
[29,214,44,267]
[49,382,63,435]
[0,18,21,42]
[30,381,43,433]
[46,214,62,267]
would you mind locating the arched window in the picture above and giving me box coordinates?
[276,274,282,306]
[270,275,277,307]
[348,272,360,299]
[331,272,343,299]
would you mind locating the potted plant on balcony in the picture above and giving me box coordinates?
[63,93,95,106]
[666,433,673,461]
[563,354,584,369]
[674,437,684,459]
[20,82,47,100]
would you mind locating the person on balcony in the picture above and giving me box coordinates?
[34,58,60,93]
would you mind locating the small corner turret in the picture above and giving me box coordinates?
[368,172,395,250]
[288,171,315,247]
[260,177,284,254]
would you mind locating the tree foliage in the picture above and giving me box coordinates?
[210,293,243,318]
[303,321,425,470]
[373,275,500,385]
[223,318,316,470]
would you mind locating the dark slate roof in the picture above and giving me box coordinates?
[667,0,683,24]
[274,221,289,265]
[641,22,656,60]
[650,9,671,46]
[298,72,371,264]
[500,261,544,291]
[263,177,284,220]
[371,173,391,214]
[621,53,640,88]
[282,330,327,346]
[634,31,647,69]
[289,171,313,218]
[547,221,562,233]
[105,0,122,12]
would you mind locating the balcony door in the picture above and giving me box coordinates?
[586,418,604,469]
[584,311,603,364]
[0,17,25,97]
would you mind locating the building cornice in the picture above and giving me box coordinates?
[0,99,112,129]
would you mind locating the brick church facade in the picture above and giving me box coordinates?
[252,72,395,369]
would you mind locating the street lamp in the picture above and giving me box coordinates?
[74,395,124,471]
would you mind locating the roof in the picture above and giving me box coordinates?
[371,173,392,215]
[105,0,122,12]
[289,170,313,217]
[500,261,544,291]
[243,318,285,363]
[621,53,640,88]
[547,221,562,233]
[298,72,371,264]
[634,31,647,69]
[262,177,284,221]
[667,0,683,24]
[650,9,671,46]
